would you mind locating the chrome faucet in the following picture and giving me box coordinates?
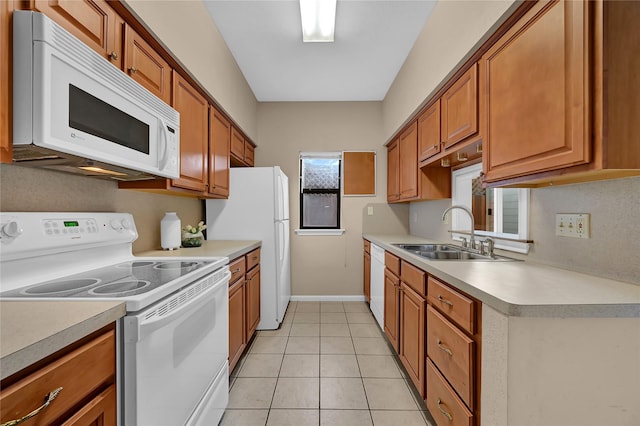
[442,205,476,250]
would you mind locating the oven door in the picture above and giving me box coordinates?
[123,269,230,425]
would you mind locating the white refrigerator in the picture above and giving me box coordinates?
[206,166,291,330]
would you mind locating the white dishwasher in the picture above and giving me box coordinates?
[369,243,385,330]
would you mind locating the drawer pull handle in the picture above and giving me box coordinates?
[436,398,453,421]
[437,295,454,306]
[232,268,241,273]
[1,387,63,426]
[437,339,453,356]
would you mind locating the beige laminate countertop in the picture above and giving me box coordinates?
[136,239,261,260]
[365,233,640,318]
[0,301,125,381]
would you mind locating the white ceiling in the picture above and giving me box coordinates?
[203,0,436,102]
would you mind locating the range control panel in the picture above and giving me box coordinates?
[0,212,138,261]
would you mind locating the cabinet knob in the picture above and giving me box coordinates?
[129,67,138,75]
[109,51,118,61]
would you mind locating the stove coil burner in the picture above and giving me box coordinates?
[154,261,201,270]
[22,278,101,296]
[89,280,151,297]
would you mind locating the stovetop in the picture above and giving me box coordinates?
[0,212,228,312]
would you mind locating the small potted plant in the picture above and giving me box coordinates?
[182,221,207,247]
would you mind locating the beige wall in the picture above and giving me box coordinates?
[256,102,386,296]
[382,0,517,141]
[123,0,258,139]
[0,164,203,253]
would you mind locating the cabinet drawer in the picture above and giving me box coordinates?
[400,261,425,296]
[363,239,370,254]
[0,330,115,425]
[246,248,261,271]
[427,277,475,333]
[426,359,473,426]
[384,252,400,276]
[229,256,246,284]
[427,305,474,409]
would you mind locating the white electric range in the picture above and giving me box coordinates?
[0,212,230,426]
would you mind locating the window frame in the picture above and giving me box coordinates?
[451,163,531,253]
[299,152,342,230]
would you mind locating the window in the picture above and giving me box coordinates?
[299,152,342,230]
[452,163,531,253]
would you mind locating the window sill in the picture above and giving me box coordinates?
[295,229,346,236]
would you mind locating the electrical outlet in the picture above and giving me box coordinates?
[412,212,417,223]
[556,213,590,238]
[367,206,374,216]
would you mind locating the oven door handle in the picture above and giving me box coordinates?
[126,270,231,342]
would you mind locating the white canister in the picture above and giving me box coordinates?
[160,212,181,250]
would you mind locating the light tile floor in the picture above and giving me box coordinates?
[222,301,435,426]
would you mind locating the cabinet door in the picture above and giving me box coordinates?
[418,100,441,162]
[400,283,426,398]
[399,122,418,199]
[208,107,230,198]
[0,0,12,163]
[33,0,122,67]
[61,385,116,426]
[441,64,478,150]
[124,25,171,104]
[230,127,245,162]
[171,72,208,192]
[386,140,400,202]
[228,278,246,373]
[363,251,371,303]
[245,266,261,340]
[482,0,589,182]
[383,269,400,353]
[244,142,255,166]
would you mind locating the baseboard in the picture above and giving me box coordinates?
[290,295,367,302]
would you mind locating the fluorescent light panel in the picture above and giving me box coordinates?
[300,0,337,42]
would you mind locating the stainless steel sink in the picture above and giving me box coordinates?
[392,243,515,262]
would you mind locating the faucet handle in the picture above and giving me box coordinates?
[484,238,495,256]
[460,237,468,248]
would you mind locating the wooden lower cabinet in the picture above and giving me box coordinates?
[228,248,260,374]
[0,327,116,426]
[383,268,400,352]
[228,276,246,372]
[399,283,426,398]
[245,264,260,340]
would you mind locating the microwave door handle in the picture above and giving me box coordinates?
[158,120,169,170]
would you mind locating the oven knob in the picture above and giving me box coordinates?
[110,219,124,231]
[121,218,132,230]
[1,221,23,239]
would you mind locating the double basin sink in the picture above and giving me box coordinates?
[393,243,515,262]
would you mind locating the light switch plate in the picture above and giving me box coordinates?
[367,206,374,216]
[555,213,590,238]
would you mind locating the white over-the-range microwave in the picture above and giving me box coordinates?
[12,11,180,181]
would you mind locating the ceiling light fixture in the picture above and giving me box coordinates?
[299,0,337,42]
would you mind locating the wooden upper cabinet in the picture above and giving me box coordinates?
[230,127,245,160]
[482,0,589,183]
[33,0,122,68]
[171,72,208,192]
[441,63,478,150]
[124,24,171,104]
[230,127,255,167]
[208,107,231,198]
[386,140,400,202]
[1,0,13,163]
[398,122,419,200]
[418,100,441,163]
